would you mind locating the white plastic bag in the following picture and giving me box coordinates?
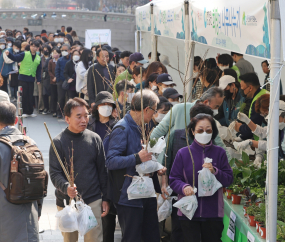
[157,186,173,208]
[147,137,166,154]
[55,200,78,233]
[173,189,198,220]
[198,158,222,197]
[76,201,98,236]
[136,155,164,175]
[157,196,177,222]
[127,175,156,200]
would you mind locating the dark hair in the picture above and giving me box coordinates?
[120,50,132,59]
[194,56,202,67]
[116,80,134,95]
[204,58,217,69]
[25,44,30,51]
[61,25,65,28]
[218,54,233,68]
[145,61,167,79]
[280,95,285,103]
[64,97,89,117]
[67,26,72,32]
[148,52,161,62]
[132,66,145,77]
[0,101,16,125]
[80,49,92,69]
[231,52,243,57]
[13,40,21,49]
[24,27,29,32]
[52,47,61,54]
[91,45,97,51]
[72,40,82,46]
[190,103,214,120]
[240,72,260,88]
[30,40,40,47]
[50,41,57,47]
[145,73,159,88]
[204,69,218,85]
[42,44,52,54]
[71,30,77,37]
[188,113,218,140]
[112,47,119,52]
[115,63,126,73]
[261,60,269,66]
[157,96,172,112]
[41,36,48,43]
[96,48,108,58]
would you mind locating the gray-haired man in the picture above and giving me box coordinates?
[106,89,166,242]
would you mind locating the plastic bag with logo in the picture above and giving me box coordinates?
[173,188,198,220]
[55,200,78,233]
[157,186,173,208]
[198,157,222,197]
[136,155,164,175]
[127,175,156,200]
[76,200,98,236]
[157,196,177,222]
[147,137,166,154]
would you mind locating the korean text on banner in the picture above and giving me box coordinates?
[85,29,111,49]
[189,0,270,58]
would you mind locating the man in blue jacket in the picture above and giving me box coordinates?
[55,44,71,119]
[106,90,165,242]
[5,40,41,118]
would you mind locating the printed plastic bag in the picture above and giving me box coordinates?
[127,175,156,200]
[147,137,166,154]
[157,196,177,222]
[55,200,78,233]
[157,186,173,208]
[76,201,98,236]
[136,155,164,175]
[173,189,198,220]
[198,158,222,197]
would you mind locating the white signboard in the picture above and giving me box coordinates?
[85,29,111,49]
[227,210,237,241]
[189,0,270,58]
[247,231,255,242]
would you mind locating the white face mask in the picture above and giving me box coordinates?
[154,113,166,123]
[151,85,157,91]
[7,43,12,47]
[73,55,80,62]
[54,38,59,43]
[219,65,229,71]
[212,109,219,116]
[195,132,212,145]
[62,51,68,57]
[98,105,112,117]
[110,61,115,66]
[171,101,179,106]
[13,48,19,53]
[127,93,135,103]
[58,38,64,43]
[0,44,5,50]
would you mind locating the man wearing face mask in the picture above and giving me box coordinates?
[6,37,13,49]
[55,44,71,119]
[115,80,134,118]
[5,40,42,118]
[87,48,115,108]
[234,73,268,140]
[57,32,65,44]
[156,73,177,96]
[163,88,182,106]
[114,52,148,98]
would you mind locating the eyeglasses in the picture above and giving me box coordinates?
[148,107,157,114]
[195,129,213,134]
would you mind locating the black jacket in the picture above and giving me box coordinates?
[87,63,115,105]
[63,60,76,90]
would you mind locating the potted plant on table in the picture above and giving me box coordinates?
[231,185,244,204]
[246,204,259,227]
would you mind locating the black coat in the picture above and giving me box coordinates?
[42,57,51,96]
[63,60,76,90]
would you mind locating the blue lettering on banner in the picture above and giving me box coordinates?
[216,38,227,47]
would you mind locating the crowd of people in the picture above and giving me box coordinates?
[0,25,284,242]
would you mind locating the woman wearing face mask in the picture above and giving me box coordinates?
[148,96,173,131]
[216,70,245,126]
[169,113,233,242]
[75,49,93,97]
[48,48,61,117]
[129,66,145,87]
[63,49,81,99]
[88,91,117,140]
[156,73,177,96]
[41,45,52,114]
[199,68,219,94]
[144,73,159,93]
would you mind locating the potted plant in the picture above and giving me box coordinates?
[231,185,243,204]
[247,204,258,227]
[257,203,266,238]
[254,213,262,233]
[226,185,233,199]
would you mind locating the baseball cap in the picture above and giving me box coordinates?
[129,52,148,64]
[265,100,285,120]
[163,88,182,99]
[219,75,235,90]
[157,73,176,86]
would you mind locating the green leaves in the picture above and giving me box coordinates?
[241,167,252,184]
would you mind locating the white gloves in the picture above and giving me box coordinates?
[233,136,243,142]
[228,121,238,138]
[237,112,251,125]
[253,149,265,169]
[257,140,267,151]
[233,140,251,152]
[252,125,267,140]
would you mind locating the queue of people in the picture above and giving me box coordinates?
[0,25,284,242]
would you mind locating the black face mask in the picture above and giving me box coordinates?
[43,51,49,56]
[240,88,247,98]
[224,90,233,99]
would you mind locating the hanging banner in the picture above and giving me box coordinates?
[85,29,111,49]
[136,3,151,32]
[189,0,270,58]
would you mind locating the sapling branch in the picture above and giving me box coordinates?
[140,67,147,150]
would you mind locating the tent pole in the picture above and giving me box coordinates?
[268,0,280,241]
[150,3,157,62]
[184,1,194,100]
[136,31,140,52]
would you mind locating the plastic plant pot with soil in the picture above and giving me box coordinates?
[231,194,242,204]
[259,225,266,239]
[226,189,233,199]
[255,220,261,233]
[248,215,256,227]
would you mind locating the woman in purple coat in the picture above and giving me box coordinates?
[169,113,233,242]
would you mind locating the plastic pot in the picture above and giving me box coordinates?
[259,225,266,239]
[248,215,256,227]
[226,189,233,199]
[255,221,261,232]
[243,206,248,217]
[231,194,242,204]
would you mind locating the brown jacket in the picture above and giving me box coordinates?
[48,59,57,85]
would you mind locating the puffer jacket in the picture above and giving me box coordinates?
[55,55,71,82]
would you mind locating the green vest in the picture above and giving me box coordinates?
[248,88,269,140]
[231,66,241,82]
[19,51,41,77]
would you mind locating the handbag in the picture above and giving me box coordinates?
[62,80,70,90]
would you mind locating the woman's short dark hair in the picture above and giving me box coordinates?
[42,36,48,43]
[188,114,218,141]
[145,73,159,88]
[80,49,92,69]
[52,47,61,55]
[157,96,173,112]
[64,98,89,117]
[133,66,146,76]
[190,103,213,120]
[0,101,16,125]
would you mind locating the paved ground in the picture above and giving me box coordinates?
[23,113,122,241]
